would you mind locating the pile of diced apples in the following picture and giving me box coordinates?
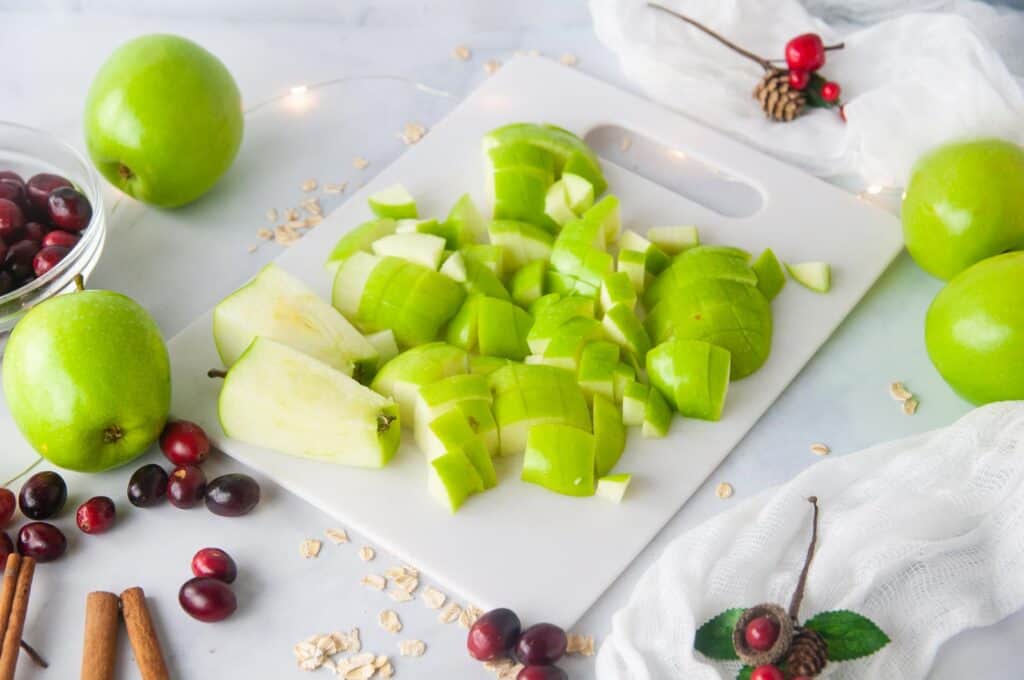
[211,123,830,512]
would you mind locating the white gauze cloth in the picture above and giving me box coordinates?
[589,0,1024,185]
[596,402,1024,679]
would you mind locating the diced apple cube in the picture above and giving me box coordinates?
[596,473,632,503]
[521,423,595,496]
[368,183,418,219]
[371,233,447,270]
[647,225,699,254]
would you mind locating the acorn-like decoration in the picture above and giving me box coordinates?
[754,69,806,122]
[785,627,829,677]
[732,602,793,666]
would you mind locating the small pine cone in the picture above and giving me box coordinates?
[753,69,805,122]
[784,627,828,678]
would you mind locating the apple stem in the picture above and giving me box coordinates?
[647,3,773,71]
[207,369,228,379]
[118,164,134,181]
[788,496,820,620]
[377,414,396,433]
[1,456,43,488]
[103,425,124,444]
[74,274,85,292]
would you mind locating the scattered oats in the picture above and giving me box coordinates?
[301,178,318,192]
[378,661,394,678]
[353,157,369,170]
[359,546,376,561]
[421,586,446,610]
[566,633,596,656]
[716,482,734,499]
[492,662,524,679]
[247,244,258,254]
[809,443,830,457]
[344,665,375,680]
[401,564,419,577]
[286,207,301,221]
[302,197,323,216]
[453,45,471,61]
[275,225,301,246]
[361,574,386,591]
[889,381,913,401]
[325,528,349,544]
[321,658,337,673]
[903,397,919,415]
[374,655,389,668]
[484,59,501,75]
[300,539,322,559]
[324,181,348,194]
[401,122,427,145]
[459,604,483,629]
[388,588,413,602]
[306,215,323,227]
[559,53,578,67]
[620,136,632,152]
[315,634,341,656]
[347,653,376,668]
[286,218,308,229]
[297,653,323,671]
[265,208,278,222]
[378,609,402,634]
[399,639,426,657]
[336,628,361,653]
[294,640,324,670]
[438,601,462,624]
[257,228,273,240]
[484,658,516,674]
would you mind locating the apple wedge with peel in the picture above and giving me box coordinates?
[445,295,481,351]
[442,193,486,248]
[420,407,497,488]
[324,218,397,276]
[511,260,547,307]
[527,295,596,354]
[562,173,595,213]
[617,230,670,275]
[753,248,786,301]
[488,220,554,271]
[469,355,512,376]
[440,252,510,301]
[540,317,605,371]
[218,338,400,468]
[371,233,447,270]
[647,338,731,420]
[462,244,506,278]
[642,387,673,438]
[521,423,595,497]
[486,143,557,231]
[368,183,417,219]
[612,362,635,403]
[600,271,637,312]
[622,381,649,427]
[477,297,533,360]
[489,364,591,455]
[370,342,469,426]
[596,473,632,503]
[214,263,378,377]
[644,246,757,308]
[429,450,485,513]
[602,304,651,364]
[593,393,626,477]
[786,261,832,293]
[544,178,577,227]
[617,249,648,293]
[483,122,607,194]
[578,340,619,401]
[581,195,621,245]
[647,225,699,254]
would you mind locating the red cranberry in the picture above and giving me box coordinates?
[191,547,237,583]
[0,532,12,568]
[25,173,71,212]
[744,616,780,651]
[167,465,207,509]
[6,240,40,282]
[76,496,116,534]
[0,271,14,295]
[17,522,67,562]
[0,199,25,243]
[518,666,567,680]
[785,33,826,73]
[205,474,260,517]
[516,623,567,666]
[47,187,92,232]
[179,577,237,622]
[18,471,67,520]
[32,246,69,277]
[0,489,15,526]
[160,420,211,466]
[0,181,27,212]
[750,665,785,680]
[821,81,841,103]
[23,222,46,243]
[467,608,521,661]
[127,464,168,507]
[788,69,810,90]
[41,230,79,249]
[0,171,24,188]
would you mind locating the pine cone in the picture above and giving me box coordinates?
[784,627,828,678]
[753,69,805,122]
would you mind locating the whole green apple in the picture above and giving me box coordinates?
[925,251,1024,404]
[902,139,1024,280]
[84,34,243,207]
[3,289,171,472]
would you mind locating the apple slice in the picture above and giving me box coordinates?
[562,173,595,213]
[644,246,757,308]
[214,264,378,378]
[601,304,651,363]
[581,195,621,244]
[370,342,468,426]
[617,230,670,274]
[420,407,497,488]
[647,338,731,420]
[468,354,512,376]
[457,398,501,458]
[463,244,506,278]
[482,122,607,194]
[371,233,447,270]
[527,295,596,354]
[395,217,452,242]
[429,450,485,513]
[593,393,626,477]
[364,329,399,366]
[596,473,632,503]
[511,260,547,307]
[550,240,614,293]
[488,220,554,271]
[622,381,648,426]
[490,364,591,455]
[521,423,595,496]
[578,341,619,401]
[600,271,637,312]
[368,183,418,219]
[647,225,699,254]
[612,361,636,403]
[477,296,533,360]
[218,338,400,468]
[325,218,397,275]
[753,248,786,301]
[443,193,486,248]
[440,252,511,300]
[540,317,605,371]
[445,295,481,350]
[786,261,832,293]
[545,270,599,299]
[642,387,672,438]
[617,249,648,293]
[544,179,576,227]
[529,292,561,317]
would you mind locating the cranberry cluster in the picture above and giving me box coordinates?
[179,547,239,623]
[784,33,841,103]
[468,608,570,679]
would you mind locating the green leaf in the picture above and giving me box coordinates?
[694,608,743,660]
[736,666,753,680]
[804,72,839,109]
[804,610,890,661]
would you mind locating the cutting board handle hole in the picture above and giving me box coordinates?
[584,125,762,219]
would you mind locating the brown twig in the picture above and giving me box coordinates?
[647,3,773,70]
[207,369,227,379]
[19,640,46,668]
[789,496,820,619]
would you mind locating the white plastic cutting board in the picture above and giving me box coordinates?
[167,57,902,627]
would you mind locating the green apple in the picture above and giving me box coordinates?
[617,249,648,292]
[786,261,831,293]
[84,34,243,207]
[577,341,619,401]
[395,218,449,242]
[540,318,605,371]
[445,295,482,351]
[488,220,554,271]
[364,329,399,366]
[592,393,626,477]
[511,260,548,307]
[213,264,377,377]
[612,362,636,403]
[642,387,672,438]
[477,297,533,360]
[753,248,786,301]
[645,246,757,308]
[371,233,446,269]
[545,270,600,299]
[600,271,637,312]
[443,194,486,248]
[217,338,400,467]
[3,289,170,472]
[647,226,699,254]
[581,195,621,244]
[596,473,632,503]
[370,342,468,425]
[325,218,397,275]
[463,244,507,278]
[602,303,651,360]
[621,381,649,427]
[544,178,577,227]
[368,184,417,219]
[420,410,497,490]
[902,139,1024,280]
[521,423,595,496]
[562,173,595,213]
[617,230,670,275]
[483,122,607,194]
[429,450,485,512]
[550,240,614,294]
[486,143,557,231]
[527,295,595,354]
[468,355,512,376]
[489,364,591,455]
[646,339,731,420]
[925,251,1024,404]
[440,253,510,300]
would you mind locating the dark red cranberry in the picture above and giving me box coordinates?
[41,230,79,249]
[23,222,46,243]
[6,239,39,268]
[0,181,27,212]
[750,665,785,680]
[25,173,71,212]
[0,171,24,188]
[745,616,780,652]
[516,623,567,666]
[179,577,237,622]
[0,199,25,243]
[47,187,92,232]
[191,547,237,583]
[0,271,14,295]
[76,496,116,534]
[32,245,69,277]
[467,608,521,661]
[17,522,67,562]
[18,471,67,520]
[205,474,260,517]
[161,420,211,466]
[167,465,207,509]
[0,532,13,568]
[127,464,168,507]
[0,489,15,526]
[518,666,568,680]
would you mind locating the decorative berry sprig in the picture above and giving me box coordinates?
[693,497,889,679]
[648,4,844,122]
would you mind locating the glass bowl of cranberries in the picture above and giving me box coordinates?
[0,120,106,333]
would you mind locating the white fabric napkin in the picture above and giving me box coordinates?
[596,402,1024,679]
[589,0,1024,185]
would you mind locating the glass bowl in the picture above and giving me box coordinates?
[0,121,106,334]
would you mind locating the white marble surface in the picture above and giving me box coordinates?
[0,2,1020,678]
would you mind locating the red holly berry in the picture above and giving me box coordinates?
[750,665,785,680]
[785,33,827,72]
[821,81,841,103]
[744,616,780,651]
[788,70,810,90]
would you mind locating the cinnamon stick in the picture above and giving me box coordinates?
[0,555,21,647]
[81,591,120,680]
[121,587,170,680]
[0,555,34,680]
